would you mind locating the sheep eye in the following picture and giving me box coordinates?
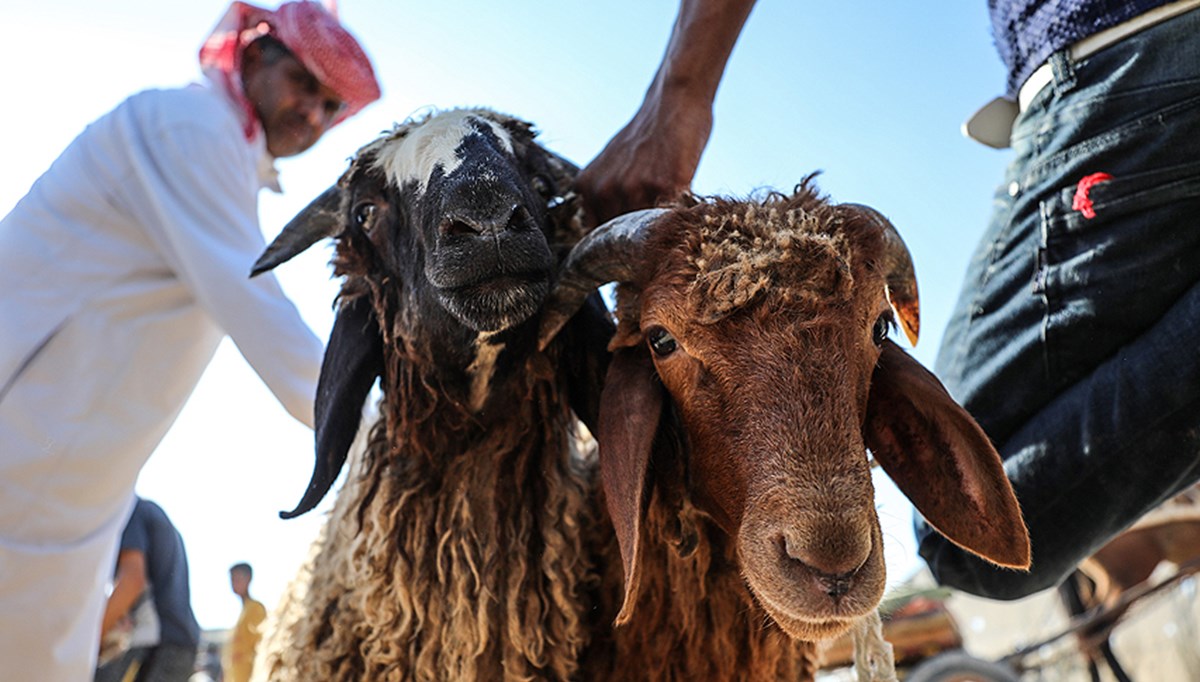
[353,203,377,232]
[872,313,894,347]
[647,327,678,357]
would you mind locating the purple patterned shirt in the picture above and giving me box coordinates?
[990,0,1172,94]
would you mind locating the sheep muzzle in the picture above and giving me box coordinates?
[425,225,554,332]
[738,502,887,641]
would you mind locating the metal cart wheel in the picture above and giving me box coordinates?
[904,650,1020,682]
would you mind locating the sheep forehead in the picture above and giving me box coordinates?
[370,110,516,192]
[681,205,860,323]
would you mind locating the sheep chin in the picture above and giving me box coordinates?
[437,277,550,332]
[762,608,857,642]
[737,522,887,643]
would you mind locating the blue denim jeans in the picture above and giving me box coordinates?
[917,8,1200,599]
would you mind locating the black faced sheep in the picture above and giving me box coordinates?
[537,183,1032,681]
[250,108,614,681]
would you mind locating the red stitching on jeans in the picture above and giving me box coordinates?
[1072,172,1113,219]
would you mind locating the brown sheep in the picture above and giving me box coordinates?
[539,183,1032,681]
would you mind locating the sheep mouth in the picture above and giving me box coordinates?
[760,606,857,641]
[745,567,879,641]
[744,542,888,638]
[438,271,551,331]
[441,269,551,299]
[737,519,886,641]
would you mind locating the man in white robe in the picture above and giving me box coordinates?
[0,4,380,679]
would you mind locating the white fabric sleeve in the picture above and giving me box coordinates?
[130,121,322,428]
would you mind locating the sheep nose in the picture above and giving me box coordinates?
[440,203,532,238]
[781,532,870,598]
[812,568,858,599]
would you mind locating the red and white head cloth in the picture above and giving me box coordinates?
[199,1,381,139]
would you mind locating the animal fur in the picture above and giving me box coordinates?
[257,156,1024,682]
[545,183,1028,681]
[253,109,609,682]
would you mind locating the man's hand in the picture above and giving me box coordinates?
[575,0,756,228]
[575,86,712,227]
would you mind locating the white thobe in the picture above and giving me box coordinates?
[0,82,322,681]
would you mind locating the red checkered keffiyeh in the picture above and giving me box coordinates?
[199,1,381,140]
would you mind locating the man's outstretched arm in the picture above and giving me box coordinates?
[576,0,757,226]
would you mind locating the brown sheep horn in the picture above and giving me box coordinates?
[250,186,344,277]
[537,208,669,350]
[840,203,921,346]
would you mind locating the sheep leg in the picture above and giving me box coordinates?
[851,610,898,682]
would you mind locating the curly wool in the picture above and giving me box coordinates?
[257,360,599,681]
[584,489,818,681]
[611,183,871,346]
[257,256,600,682]
[352,409,595,681]
[684,188,857,324]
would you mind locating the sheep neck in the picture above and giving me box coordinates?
[296,348,600,681]
[594,490,819,681]
[466,332,505,413]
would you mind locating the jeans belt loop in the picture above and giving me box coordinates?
[964,0,1200,149]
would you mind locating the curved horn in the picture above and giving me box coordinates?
[537,208,669,350]
[841,203,920,346]
[250,186,344,277]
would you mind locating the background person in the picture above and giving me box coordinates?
[0,3,380,680]
[223,563,267,682]
[95,498,199,682]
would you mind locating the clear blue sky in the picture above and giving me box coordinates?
[2,1,1012,631]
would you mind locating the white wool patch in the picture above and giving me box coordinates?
[373,110,515,192]
[467,331,505,412]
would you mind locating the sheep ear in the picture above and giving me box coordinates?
[598,346,663,625]
[280,295,383,519]
[863,341,1031,569]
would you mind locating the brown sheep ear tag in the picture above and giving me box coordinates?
[598,346,663,625]
[864,341,1031,569]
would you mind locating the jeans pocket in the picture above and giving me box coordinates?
[1041,159,1200,281]
[1037,158,1200,389]
[1053,159,1200,235]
